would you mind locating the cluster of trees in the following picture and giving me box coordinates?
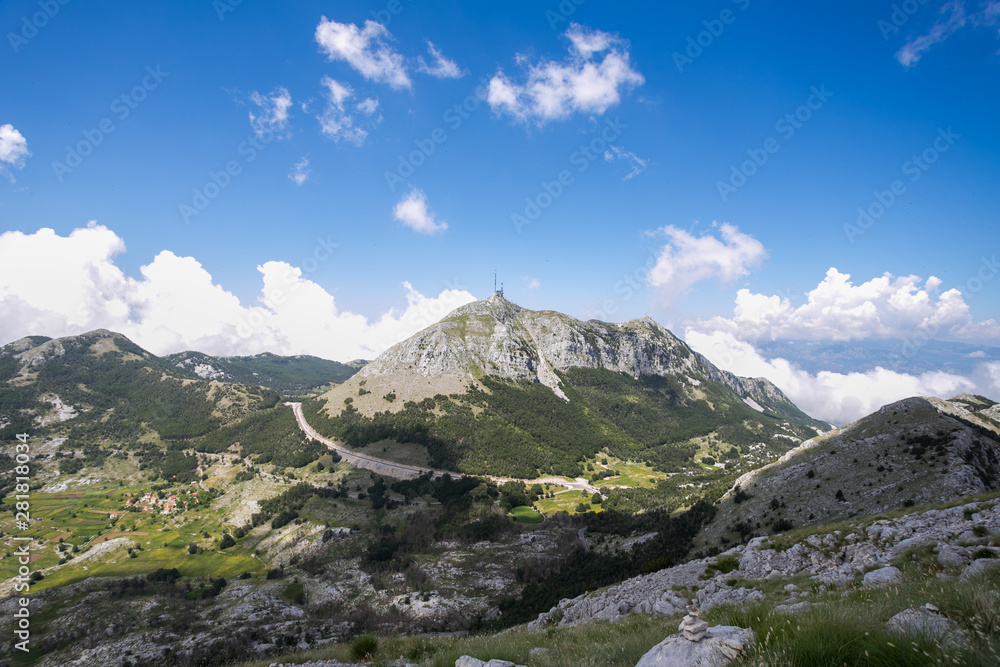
[483,500,717,630]
[32,342,222,440]
[195,407,325,469]
[363,476,519,572]
[249,482,342,531]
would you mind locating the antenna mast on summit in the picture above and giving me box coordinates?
[493,270,503,299]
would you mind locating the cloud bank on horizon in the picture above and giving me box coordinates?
[647,223,1000,425]
[0,223,475,362]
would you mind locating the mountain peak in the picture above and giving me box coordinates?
[319,298,822,433]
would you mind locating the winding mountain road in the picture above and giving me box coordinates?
[287,402,598,493]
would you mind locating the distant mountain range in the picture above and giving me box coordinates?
[165,350,364,394]
[755,339,1000,376]
[0,331,361,445]
[309,295,831,478]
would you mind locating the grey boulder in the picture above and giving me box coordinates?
[884,607,969,651]
[634,625,755,667]
[862,566,902,588]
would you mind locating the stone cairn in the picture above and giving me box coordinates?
[678,605,709,642]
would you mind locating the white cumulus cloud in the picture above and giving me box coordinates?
[248,87,293,138]
[646,223,767,305]
[488,23,644,124]
[691,268,1000,343]
[0,223,476,361]
[315,17,411,90]
[393,189,448,235]
[0,124,30,181]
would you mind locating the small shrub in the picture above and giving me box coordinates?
[973,547,998,560]
[350,634,379,660]
[147,568,181,583]
[732,485,751,504]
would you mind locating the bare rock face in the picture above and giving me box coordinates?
[634,625,756,667]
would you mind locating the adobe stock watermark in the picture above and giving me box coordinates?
[511,116,629,233]
[11,432,32,653]
[584,251,659,322]
[179,128,277,224]
[384,76,491,192]
[213,0,243,21]
[673,0,752,73]
[51,65,169,182]
[237,235,340,338]
[545,0,588,30]
[877,0,931,40]
[370,0,415,26]
[7,0,70,54]
[717,85,833,202]
[844,127,959,244]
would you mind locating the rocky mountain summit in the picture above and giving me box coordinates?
[321,295,823,429]
[309,295,828,478]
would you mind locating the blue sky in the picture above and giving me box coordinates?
[2,0,999,422]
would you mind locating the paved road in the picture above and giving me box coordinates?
[288,402,453,480]
[578,527,589,553]
[287,402,595,492]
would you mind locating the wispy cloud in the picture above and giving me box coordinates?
[315,17,411,90]
[315,77,379,145]
[289,157,310,185]
[248,87,293,138]
[896,1,1000,67]
[393,188,448,234]
[0,124,30,182]
[417,41,465,78]
[604,145,648,181]
[488,23,644,124]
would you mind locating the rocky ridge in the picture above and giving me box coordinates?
[527,495,1000,630]
[696,395,1000,549]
